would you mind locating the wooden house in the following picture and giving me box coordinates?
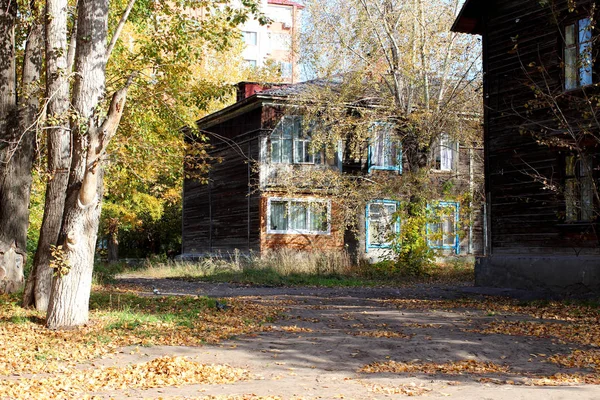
[453,0,600,291]
[182,81,484,261]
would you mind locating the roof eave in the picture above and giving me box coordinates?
[451,0,484,35]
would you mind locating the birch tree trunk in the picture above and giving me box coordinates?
[23,0,71,310]
[47,0,132,329]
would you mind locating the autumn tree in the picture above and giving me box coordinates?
[283,0,484,269]
[0,0,265,326]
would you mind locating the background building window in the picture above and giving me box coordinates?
[268,198,330,234]
[434,134,458,171]
[245,59,257,68]
[565,154,594,222]
[280,62,293,79]
[368,122,401,172]
[565,17,592,90]
[366,200,399,250]
[427,202,460,254]
[242,31,258,46]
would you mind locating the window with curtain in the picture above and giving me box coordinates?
[268,198,330,234]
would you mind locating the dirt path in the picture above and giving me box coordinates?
[97,277,600,399]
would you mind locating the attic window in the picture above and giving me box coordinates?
[564,18,593,90]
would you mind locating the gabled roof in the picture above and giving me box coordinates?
[267,0,305,9]
[451,0,485,35]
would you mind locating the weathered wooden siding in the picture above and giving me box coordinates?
[182,107,263,256]
[484,0,599,255]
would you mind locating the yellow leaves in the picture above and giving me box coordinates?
[0,357,250,399]
[49,245,72,277]
[365,382,432,396]
[549,349,600,371]
[0,292,283,377]
[350,330,411,339]
[360,359,510,375]
[468,320,600,347]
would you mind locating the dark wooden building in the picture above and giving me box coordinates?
[453,0,600,291]
[182,81,484,261]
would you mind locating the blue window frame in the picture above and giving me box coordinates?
[368,122,402,173]
[565,17,593,90]
[365,200,400,252]
[427,201,460,254]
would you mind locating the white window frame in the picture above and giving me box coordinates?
[242,31,258,46]
[267,197,331,235]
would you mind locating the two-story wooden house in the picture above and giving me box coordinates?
[453,0,600,291]
[182,81,484,262]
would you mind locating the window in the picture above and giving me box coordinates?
[434,134,458,171]
[368,122,401,172]
[280,62,293,79]
[427,202,460,254]
[268,198,330,234]
[366,200,400,250]
[245,59,257,68]
[271,116,323,164]
[242,31,258,46]
[565,17,593,90]
[565,154,594,222]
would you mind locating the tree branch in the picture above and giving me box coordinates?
[105,0,136,60]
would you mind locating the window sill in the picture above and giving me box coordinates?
[267,231,331,236]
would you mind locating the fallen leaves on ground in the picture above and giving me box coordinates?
[548,349,600,371]
[349,330,412,339]
[467,320,600,346]
[0,290,284,376]
[360,359,510,375]
[386,298,600,323]
[364,382,432,396]
[0,356,249,399]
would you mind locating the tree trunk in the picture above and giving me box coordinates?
[47,0,110,329]
[24,0,72,310]
[4,16,43,296]
[107,232,119,263]
[0,0,24,293]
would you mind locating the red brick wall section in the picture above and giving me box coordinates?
[259,194,345,252]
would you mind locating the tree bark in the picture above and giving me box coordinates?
[0,0,36,293]
[107,231,119,263]
[46,0,114,329]
[24,0,72,310]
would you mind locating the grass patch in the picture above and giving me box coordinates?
[198,268,375,287]
[118,250,475,288]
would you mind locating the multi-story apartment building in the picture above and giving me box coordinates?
[239,0,304,83]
